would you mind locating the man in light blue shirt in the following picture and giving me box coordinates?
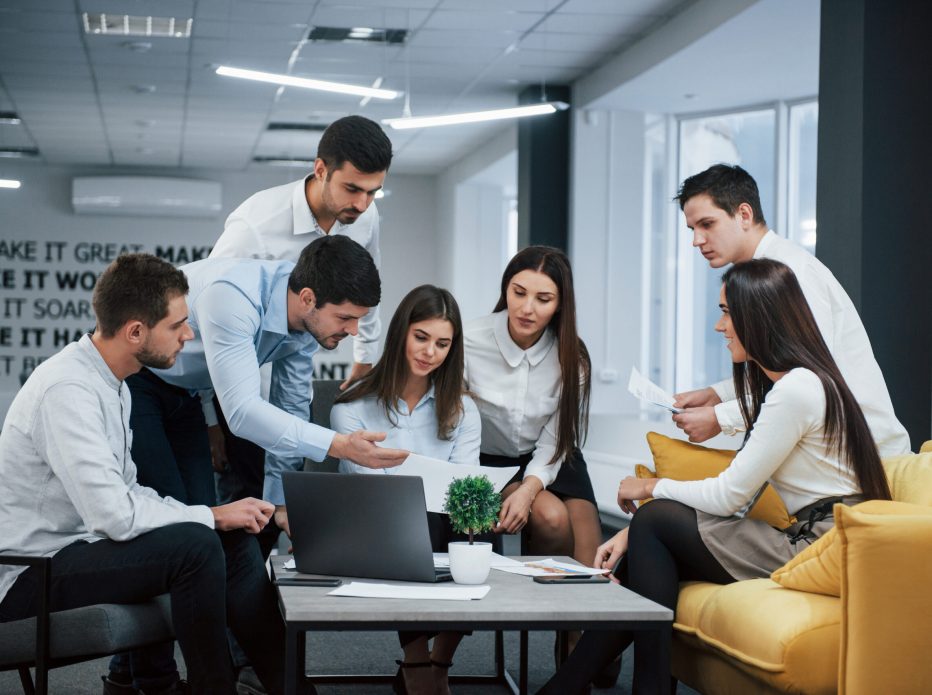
[132,235,408,539]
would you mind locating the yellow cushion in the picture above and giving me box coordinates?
[837,503,932,695]
[771,500,932,596]
[920,440,932,453]
[882,450,932,504]
[676,577,841,689]
[645,432,795,529]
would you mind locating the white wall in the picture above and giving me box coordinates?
[0,160,438,418]
[571,109,648,416]
[436,125,517,322]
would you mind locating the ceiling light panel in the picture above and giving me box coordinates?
[82,13,193,38]
[307,26,408,45]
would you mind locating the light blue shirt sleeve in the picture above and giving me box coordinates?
[447,396,481,466]
[195,281,335,505]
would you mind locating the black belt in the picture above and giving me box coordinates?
[785,495,863,545]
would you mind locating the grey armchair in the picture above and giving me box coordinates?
[0,554,173,695]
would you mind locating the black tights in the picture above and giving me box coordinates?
[536,500,735,695]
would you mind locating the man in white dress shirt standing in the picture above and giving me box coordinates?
[671,164,910,457]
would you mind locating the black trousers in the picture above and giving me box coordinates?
[0,524,287,695]
[535,500,736,695]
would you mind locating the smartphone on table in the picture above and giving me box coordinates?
[533,574,610,584]
[275,573,342,587]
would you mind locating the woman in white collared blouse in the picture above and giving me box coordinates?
[464,246,602,573]
[331,284,479,695]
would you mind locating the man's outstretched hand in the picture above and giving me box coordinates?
[329,430,408,469]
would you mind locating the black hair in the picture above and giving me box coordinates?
[675,164,767,227]
[288,235,380,309]
[317,115,393,174]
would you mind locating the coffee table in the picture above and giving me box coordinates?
[271,555,673,694]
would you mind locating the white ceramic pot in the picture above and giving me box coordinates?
[448,541,492,584]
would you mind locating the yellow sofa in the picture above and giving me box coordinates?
[669,443,932,695]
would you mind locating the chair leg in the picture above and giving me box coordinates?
[18,667,36,695]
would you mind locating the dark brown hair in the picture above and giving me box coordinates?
[675,163,767,227]
[317,115,393,174]
[722,259,890,500]
[493,246,591,465]
[93,253,189,337]
[336,285,466,440]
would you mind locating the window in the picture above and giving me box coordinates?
[787,100,819,253]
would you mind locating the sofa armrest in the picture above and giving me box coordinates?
[836,505,932,695]
[0,554,52,691]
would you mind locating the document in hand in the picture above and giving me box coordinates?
[396,454,519,514]
[627,366,684,413]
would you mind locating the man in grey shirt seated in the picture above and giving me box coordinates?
[0,254,302,695]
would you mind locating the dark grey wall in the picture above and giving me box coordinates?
[517,85,571,251]
[816,0,932,450]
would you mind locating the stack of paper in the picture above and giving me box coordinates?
[329,582,490,600]
[492,558,609,577]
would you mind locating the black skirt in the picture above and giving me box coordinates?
[479,447,596,505]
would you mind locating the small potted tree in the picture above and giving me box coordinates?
[443,475,502,584]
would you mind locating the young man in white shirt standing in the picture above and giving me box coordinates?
[671,164,910,457]
[0,254,294,695]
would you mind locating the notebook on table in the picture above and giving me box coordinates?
[282,471,453,583]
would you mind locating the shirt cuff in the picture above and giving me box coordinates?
[190,505,216,529]
[352,337,379,365]
[714,400,746,437]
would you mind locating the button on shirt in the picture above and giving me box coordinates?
[464,311,563,487]
[0,335,214,604]
[331,388,481,473]
[710,231,910,457]
[150,258,334,505]
[210,176,382,364]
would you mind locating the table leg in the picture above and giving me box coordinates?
[519,630,529,695]
[284,625,306,695]
[655,622,672,695]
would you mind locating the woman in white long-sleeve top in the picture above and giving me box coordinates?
[537,258,893,695]
[331,284,479,695]
[464,246,602,572]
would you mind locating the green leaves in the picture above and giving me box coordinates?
[444,475,502,544]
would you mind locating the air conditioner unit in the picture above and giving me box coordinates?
[72,176,222,218]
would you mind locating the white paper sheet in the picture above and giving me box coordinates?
[394,454,519,514]
[491,558,610,577]
[432,552,524,568]
[328,582,490,601]
[627,366,684,413]
[283,558,295,569]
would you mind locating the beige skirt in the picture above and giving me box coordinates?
[697,495,865,581]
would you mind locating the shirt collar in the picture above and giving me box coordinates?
[261,270,292,336]
[78,333,123,391]
[291,176,317,237]
[752,230,778,259]
[293,175,349,237]
[394,384,435,414]
[491,310,555,368]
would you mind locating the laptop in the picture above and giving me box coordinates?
[282,471,453,583]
